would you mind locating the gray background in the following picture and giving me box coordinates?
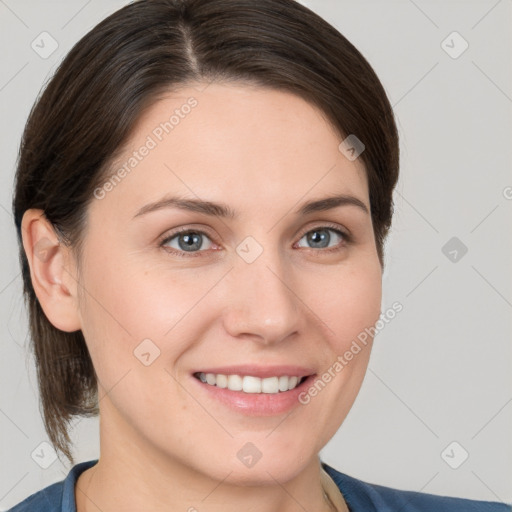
[1,0,511,509]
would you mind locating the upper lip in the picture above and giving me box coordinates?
[192,365,316,379]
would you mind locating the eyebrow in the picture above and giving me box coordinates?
[132,193,369,220]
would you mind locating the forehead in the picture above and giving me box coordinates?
[96,82,369,220]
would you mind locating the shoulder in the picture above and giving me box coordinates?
[321,462,512,512]
[5,460,99,512]
[5,480,64,512]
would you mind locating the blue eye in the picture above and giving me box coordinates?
[159,224,350,258]
[160,229,214,256]
[296,227,347,251]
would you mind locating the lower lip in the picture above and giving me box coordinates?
[191,374,316,416]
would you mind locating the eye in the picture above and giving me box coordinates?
[159,228,215,257]
[159,224,350,258]
[295,225,349,252]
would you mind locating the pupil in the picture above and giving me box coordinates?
[179,232,201,251]
[308,229,329,248]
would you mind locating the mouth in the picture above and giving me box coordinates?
[193,372,310,394]
[190,368,317,415]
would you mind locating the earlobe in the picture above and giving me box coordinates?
[21,209,82,332]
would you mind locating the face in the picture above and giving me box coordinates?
[71,82,382,483]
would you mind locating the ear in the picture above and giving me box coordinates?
[21,209,82,332]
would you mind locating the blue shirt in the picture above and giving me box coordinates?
[6,458,511,511]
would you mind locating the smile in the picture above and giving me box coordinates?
[193,372,307,393]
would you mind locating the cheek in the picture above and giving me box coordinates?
[76,259,192,429]
[76,250,223,386]
[289,261,382,454]
[75,249,165,384]
[302,259,381,402]
[309,259,382,349]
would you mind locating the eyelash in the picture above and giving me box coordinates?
[158,223,352,259]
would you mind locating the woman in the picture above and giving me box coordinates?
[7,0,510,511]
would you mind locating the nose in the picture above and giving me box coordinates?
[221,244,302,346]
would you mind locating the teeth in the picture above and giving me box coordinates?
[243,375,261,393]
[196,373,306,393]
[216,374,228,388]
[227,374,242,391]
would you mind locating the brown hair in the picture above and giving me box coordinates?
[12,0,399,465]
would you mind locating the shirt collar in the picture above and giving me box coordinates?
[61,459,99,512]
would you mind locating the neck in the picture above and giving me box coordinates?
[75,408,341,512]
[76,458,338,512]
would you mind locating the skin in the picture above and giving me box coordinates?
[22,82,382,512]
